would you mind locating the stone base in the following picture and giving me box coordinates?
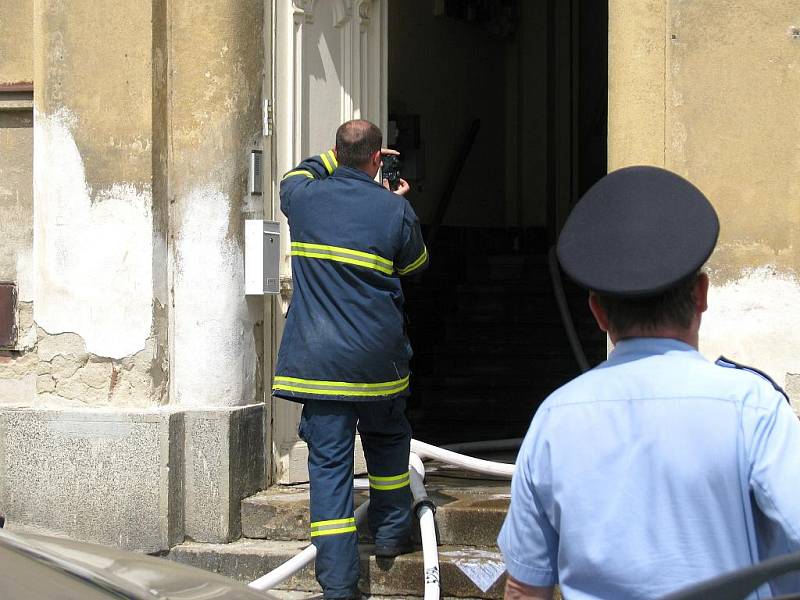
[0,403,267,552]
[184,404,267,543]
[0,407,184,552]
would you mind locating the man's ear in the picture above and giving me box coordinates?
[588,293,610,333]
[694,272,710,314]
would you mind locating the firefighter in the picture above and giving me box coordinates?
[273,119,428,600]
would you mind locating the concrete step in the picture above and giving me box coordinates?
[168,539,507,599]
[241,478,510,549]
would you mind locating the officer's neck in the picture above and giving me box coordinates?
[610,322,700,350]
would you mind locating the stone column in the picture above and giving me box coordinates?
[165,0,268,542]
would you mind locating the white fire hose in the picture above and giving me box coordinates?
[249,439,518,598]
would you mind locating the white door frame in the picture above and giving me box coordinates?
[270,0,388,483]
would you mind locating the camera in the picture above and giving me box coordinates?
[382,155,402,191]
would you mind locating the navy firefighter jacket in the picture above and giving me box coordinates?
[273,150,429,402]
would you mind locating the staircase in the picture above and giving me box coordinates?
[169,461,514,599]
[404,226,606,445]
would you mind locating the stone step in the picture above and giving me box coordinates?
[241,479,510,549]
[168,539,507,599]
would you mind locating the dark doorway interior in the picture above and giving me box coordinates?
[388,0,609,445]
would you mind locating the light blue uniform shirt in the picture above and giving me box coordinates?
[498,338,800,599]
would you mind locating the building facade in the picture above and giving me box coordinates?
[0,0,797,552]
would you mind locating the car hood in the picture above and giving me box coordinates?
[0,528,279,600]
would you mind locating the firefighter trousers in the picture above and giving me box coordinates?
[298,397,413,599]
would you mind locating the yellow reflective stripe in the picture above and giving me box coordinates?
[368,471,410,491]
[370,481,411,491]
[320,152,334,174]
[274,375,410,397]
[311,526,358,537]
[311,517,356,528]
[291,242,394,275]
[292,251,393,276]
[368,471,409,482]
[328,150,338,168]
[292,242,393,267]
[397,246,428,275]
[310,516,357,537]
[283,169,314,180]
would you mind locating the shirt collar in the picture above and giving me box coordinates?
[331,165,382,185]
[606,337,705,367]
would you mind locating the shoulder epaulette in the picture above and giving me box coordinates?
[715,356,790,404]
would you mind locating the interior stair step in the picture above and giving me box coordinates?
[413,373,574,391]
[240,480,509,549]
[442,321,600,344]
[168,539,506,599]
[420,354,580,376]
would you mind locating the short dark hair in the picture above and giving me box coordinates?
[594,272,700,334]
[335,120,382,168]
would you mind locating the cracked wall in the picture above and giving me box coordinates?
[20,0,166,407]
[1,0,264,409]
[610,1,800,406]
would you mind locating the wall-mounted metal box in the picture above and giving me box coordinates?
[245,220,280,295]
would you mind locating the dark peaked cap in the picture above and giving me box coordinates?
[556,166,719,297]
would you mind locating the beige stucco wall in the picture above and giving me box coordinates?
[609,0,800,398]
[30,0,163,406]
[0,0,264,409]
[0,1,35,404]
[0,0,33,84]
[166,0,265,407]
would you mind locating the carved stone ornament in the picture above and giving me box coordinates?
[333,0,354,27]
[292,0,315,24]
[356,0,374,32]
[358,0,372,24]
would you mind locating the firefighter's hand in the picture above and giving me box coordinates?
[383,177,410,196]
[381,148,400,157]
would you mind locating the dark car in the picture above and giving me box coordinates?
[0,527,278,599]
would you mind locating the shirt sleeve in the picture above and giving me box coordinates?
[747,393,800,549]
[497,425,559,587]
[279,149,339,216]
[394,201,429,277]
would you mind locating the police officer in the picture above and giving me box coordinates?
[273,120,428,600]
[498,166,800,600]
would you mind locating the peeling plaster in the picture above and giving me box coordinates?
[171,185,257,407]
[33,107,153,359]
[0,302,163,407]
[701,267,800,391]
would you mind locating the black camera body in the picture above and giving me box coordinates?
[382,155,402,191]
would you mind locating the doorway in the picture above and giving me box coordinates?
[387,0,609,444]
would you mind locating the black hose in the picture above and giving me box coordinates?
[547,245,590,373]
[660,551,800,600]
